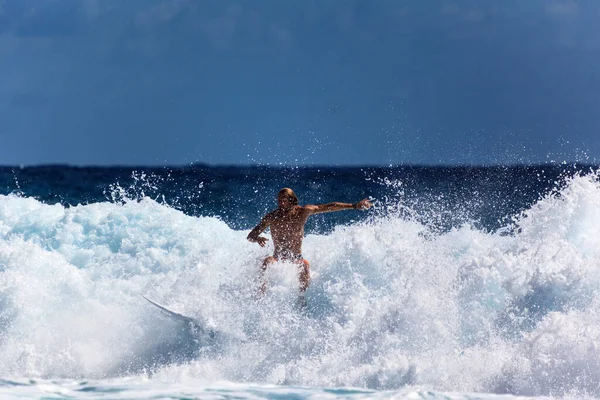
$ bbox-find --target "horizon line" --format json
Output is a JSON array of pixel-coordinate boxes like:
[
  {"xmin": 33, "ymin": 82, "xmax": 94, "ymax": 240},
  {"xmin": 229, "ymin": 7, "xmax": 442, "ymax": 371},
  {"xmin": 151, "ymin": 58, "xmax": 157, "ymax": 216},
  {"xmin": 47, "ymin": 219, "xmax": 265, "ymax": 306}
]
[{"xmin": 1, "ymin": 161, "xmax": 598, "ymax": 169}]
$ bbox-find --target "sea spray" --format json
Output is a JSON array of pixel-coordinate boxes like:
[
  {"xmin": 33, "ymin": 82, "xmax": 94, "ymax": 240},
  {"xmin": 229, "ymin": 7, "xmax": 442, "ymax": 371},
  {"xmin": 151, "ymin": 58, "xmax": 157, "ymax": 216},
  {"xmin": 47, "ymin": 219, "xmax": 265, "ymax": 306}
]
[{"xmin": 0, "ymin": 170, "xmax": 598, "ymax": 397}]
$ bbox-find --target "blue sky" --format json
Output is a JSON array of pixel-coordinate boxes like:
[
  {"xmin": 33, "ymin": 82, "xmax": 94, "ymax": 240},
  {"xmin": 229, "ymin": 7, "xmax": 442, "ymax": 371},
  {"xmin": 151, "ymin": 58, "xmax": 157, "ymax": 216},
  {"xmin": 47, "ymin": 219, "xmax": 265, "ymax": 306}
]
[{"xmin": 1, "ymin": 0, "xmax": 599, "ymax": 166}]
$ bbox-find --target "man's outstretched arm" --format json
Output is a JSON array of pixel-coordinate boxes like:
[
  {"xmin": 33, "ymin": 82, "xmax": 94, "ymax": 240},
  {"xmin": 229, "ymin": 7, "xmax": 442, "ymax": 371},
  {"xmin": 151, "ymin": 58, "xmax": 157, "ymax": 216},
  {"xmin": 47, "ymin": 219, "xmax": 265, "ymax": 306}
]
[
  {"xmin": 305, "ymin": 198, "xmax": 372, "ymax": 215},
  {"xmin": 247, "ymin": 213, "xmax": 273, "ymax": 247}
]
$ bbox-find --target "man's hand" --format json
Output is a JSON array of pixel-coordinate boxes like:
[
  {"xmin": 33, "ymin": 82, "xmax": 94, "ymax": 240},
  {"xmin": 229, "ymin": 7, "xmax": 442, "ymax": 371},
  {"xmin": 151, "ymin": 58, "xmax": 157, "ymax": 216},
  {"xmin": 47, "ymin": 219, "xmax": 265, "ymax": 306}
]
[
  {"xmin": 255, "ymin": 236, "xmax": 269, "ymax": 247},
  {"xmin": 355, "ymin": 198, "xmax": 372, "ymax": 210}
]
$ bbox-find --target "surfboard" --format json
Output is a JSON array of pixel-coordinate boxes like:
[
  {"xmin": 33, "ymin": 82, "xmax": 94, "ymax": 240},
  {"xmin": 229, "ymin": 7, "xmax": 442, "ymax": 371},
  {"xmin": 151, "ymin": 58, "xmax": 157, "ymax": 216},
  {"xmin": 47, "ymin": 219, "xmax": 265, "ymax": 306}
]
[
  {"xmin": 141, "ymin": 295, "xmax": 206, "ymax": 333},
  {"xmin": 142, "ymin": 295, "xmax": 248, "ymax": 345}
]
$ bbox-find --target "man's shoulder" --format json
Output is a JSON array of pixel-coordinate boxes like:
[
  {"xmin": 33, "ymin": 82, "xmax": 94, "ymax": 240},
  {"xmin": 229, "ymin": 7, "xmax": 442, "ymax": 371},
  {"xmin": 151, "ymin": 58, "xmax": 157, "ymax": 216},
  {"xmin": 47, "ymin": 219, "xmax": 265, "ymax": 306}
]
[
  {"xmin": 299, "ymin": 204, "xmax": 318, "ymax": 214},
  {"xmin": 265, "ymin": 209, "xmax": 279, "ymax": 218}
]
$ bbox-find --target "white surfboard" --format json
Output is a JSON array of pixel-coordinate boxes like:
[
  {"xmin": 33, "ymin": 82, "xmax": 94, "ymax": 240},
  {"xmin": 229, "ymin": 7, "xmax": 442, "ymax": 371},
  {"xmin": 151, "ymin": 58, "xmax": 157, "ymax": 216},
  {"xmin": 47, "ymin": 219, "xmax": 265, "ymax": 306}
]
[{"xmin": 141, "ymin": 295, "xmax": 208, "ymax": 334}]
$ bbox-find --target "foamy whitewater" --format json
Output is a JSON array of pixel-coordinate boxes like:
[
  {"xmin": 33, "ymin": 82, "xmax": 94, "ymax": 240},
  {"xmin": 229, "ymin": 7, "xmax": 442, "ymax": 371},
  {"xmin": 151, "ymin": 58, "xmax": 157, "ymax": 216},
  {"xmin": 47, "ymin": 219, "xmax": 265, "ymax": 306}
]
[{"xmin": 0, "ymin": 169, "xmax": 599, "ymax": 399}]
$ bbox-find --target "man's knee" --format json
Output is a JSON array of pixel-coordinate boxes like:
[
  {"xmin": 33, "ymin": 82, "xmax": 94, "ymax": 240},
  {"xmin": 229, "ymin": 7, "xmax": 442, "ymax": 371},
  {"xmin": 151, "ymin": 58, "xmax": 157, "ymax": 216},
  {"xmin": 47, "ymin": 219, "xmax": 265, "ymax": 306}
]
[
  {"xmin": 298, "ymin": 259, "xmax": 310, "ymax": 277},
  {"xmin": 298, "ymin": 259, "xmax": 311, "ymax": 292}
]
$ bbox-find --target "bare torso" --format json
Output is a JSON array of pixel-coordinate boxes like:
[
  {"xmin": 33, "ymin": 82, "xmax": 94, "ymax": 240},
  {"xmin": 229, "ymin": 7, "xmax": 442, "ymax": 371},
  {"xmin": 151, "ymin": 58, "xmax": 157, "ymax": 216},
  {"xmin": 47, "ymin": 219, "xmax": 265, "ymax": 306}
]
[
  {"xmin": 267, "ymin": 206, "xmax": 310, "ymax": 259},
  {"xmin": 247, "ymin": 197, "xmax": 371, "ymax": 261}
]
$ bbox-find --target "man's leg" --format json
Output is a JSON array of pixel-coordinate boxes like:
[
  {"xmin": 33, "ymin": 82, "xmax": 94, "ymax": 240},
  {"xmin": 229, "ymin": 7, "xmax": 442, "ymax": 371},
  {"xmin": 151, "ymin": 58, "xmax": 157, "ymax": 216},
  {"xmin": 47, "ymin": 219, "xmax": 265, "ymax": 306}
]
[
  {"xmin": 297, "ymin": 259, "xmax": 310, "ymax": 308},
  {"xmin": 260, "ymin": 256, "xmax": 277, "ymax": 294},
  {"xmin": 298, "ymin": 259, "xmax": 310, "ymax": 292}
]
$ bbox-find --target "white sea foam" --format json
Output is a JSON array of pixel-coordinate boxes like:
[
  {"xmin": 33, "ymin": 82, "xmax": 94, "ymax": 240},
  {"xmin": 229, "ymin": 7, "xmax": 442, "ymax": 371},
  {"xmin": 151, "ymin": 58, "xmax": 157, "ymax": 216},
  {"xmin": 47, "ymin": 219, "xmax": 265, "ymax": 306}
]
[{"xmin": 0, "ymin": 171, "xmax": 599, "ymax": 397}]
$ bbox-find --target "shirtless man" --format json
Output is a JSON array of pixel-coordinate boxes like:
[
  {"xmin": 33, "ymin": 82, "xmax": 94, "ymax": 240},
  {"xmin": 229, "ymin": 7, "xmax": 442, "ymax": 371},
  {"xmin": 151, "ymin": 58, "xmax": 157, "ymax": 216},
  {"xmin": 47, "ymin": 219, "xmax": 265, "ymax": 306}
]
[{"xmin": 247, "ymin": 188, "xmax": 372, "ymax": 296}]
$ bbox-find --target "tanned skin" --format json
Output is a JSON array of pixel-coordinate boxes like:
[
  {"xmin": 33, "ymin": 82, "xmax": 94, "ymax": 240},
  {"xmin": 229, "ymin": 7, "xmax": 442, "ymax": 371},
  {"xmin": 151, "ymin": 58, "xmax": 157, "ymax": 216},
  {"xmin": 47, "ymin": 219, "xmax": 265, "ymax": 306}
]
[{"xmin": 247, "ymin": 189, "xmax": 372, "ymax": 294}]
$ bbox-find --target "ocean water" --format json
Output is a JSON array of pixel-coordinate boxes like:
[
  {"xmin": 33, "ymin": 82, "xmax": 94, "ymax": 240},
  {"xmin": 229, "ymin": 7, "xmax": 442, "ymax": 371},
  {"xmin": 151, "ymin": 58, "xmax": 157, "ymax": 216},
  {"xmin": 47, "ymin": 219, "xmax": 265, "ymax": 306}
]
[{"xmin": 0, "ymin": 164, "xmax": 599, "ymax": 399}]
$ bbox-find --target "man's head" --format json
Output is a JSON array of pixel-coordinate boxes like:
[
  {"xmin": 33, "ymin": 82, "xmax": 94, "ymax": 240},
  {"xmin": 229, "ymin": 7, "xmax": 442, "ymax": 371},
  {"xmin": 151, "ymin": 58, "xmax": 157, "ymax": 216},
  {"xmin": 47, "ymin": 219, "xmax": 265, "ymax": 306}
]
[{"xmin": 278, "ymin": 188, "xmax": 298, "ymax": 209}]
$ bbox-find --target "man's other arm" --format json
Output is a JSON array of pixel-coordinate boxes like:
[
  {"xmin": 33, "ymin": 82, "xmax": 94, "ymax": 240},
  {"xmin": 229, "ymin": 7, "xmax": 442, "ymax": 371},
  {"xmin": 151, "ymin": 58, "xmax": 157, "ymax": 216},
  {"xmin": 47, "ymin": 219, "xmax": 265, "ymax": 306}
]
[
  {"xmin": 304, "ymin": 198, "xmax": 372, "ymax": 215},
  {"xmin": 247, "ymin": 213, "xmax": 274, "ymax": 247}
]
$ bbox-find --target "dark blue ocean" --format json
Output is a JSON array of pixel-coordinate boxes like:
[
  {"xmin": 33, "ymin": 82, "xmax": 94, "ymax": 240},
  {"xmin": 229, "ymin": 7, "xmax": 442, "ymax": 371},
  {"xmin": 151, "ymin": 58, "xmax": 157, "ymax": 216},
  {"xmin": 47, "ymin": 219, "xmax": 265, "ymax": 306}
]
[
  {"xmin": 0, "ymin": 164, "xmax": 599, "ymax": 399},
  {"xmin": 2, "ymin": 164, "xmax": 593, "ymax": 232}
]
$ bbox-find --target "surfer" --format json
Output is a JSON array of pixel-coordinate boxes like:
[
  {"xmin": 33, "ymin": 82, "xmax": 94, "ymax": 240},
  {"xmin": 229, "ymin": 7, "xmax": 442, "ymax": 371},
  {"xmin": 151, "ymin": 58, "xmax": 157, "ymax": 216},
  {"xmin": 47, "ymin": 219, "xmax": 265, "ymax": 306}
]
[{"xmin": 247, "ymin": 188, "xmax": 372, "ymax": 299}]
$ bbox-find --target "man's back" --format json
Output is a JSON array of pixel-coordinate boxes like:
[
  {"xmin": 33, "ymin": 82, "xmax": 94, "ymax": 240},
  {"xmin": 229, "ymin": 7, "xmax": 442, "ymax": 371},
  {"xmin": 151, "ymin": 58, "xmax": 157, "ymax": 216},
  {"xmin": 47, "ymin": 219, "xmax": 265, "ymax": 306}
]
[{"xmin": 267, "ymin": 205, "xmax": 311, "ymax": 259}]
